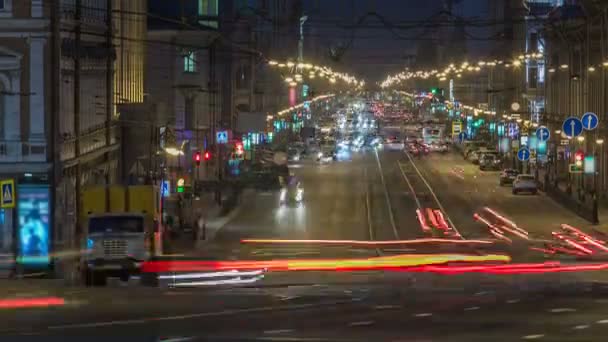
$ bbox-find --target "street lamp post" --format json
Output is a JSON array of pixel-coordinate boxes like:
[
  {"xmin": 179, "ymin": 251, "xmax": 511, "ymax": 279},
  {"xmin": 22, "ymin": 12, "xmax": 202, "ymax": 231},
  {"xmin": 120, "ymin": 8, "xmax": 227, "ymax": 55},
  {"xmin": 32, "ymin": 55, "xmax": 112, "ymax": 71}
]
[{"xmin": 298, "ymin": 15, "xmax": 308, "ymax": 63}]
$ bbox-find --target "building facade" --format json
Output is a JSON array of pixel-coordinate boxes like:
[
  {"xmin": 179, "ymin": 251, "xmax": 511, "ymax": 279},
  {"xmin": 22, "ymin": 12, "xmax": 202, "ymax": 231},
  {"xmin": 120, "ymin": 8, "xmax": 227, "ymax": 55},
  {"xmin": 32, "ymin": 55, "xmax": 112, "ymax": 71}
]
[{"xmin": 0, "ymin": 0, "xmax": 49, "ymax": 270}]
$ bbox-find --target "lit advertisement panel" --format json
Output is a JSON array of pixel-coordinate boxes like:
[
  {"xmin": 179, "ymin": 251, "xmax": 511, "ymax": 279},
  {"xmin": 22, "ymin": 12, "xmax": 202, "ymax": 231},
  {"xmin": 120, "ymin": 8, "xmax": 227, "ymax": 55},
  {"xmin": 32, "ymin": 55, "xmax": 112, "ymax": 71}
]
[{"xmin": 17, "ymin": 184, "xmax": 50, "ymax": 266}]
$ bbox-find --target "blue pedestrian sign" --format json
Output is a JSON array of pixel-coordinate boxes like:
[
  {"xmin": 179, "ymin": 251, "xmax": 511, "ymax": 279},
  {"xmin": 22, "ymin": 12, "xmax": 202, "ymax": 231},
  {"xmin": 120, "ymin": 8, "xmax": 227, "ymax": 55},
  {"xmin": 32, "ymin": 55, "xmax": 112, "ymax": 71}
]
[
  {"xmin": 562, "ymin": 117, "xmax": 583, "ymax": 138},
  {"xmin": 458, "ymin": 131, "xmax": 467, "ymax": 142},
  {"xmin": 161, "ymin": 180, "xmax": 170, "ymax": 198},
  {"xmin": 0, "ymin": 179, "xmax": 14, "ymax": 208},
  {"xmin": 581, "ymin": 112, "xmax": 599, "ymax": 131},
  {"xmin": 535, "ymin": 126, "xmax": 550, "ymax": 142},
  {"xmin": 517, "ymin": 147, "xmax": 531, "ymax": 162},
  {"xmin": 216, "ymin": 130, "xmax": 228, "ymax": 144}
]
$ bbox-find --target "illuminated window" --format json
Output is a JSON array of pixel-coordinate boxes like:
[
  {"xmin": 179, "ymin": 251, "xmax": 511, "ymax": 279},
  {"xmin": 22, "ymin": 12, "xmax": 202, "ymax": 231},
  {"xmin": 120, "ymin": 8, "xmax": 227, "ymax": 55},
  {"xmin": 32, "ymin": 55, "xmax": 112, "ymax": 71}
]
[
  {"xmin": 184, "ymin": 51, "xmax": 196, "ymax": 73},
  {"xmin": 198, "ymin": 0, "xmax": 218, "ymax": 28}
]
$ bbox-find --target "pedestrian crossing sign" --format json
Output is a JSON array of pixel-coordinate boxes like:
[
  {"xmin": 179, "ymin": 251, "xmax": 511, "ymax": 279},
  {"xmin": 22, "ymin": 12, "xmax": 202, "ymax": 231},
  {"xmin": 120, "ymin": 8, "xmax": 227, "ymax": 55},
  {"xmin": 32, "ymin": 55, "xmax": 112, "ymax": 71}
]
[{"xmin": 0, "ymin": 179, "xmax": 15, "ymax": 208}]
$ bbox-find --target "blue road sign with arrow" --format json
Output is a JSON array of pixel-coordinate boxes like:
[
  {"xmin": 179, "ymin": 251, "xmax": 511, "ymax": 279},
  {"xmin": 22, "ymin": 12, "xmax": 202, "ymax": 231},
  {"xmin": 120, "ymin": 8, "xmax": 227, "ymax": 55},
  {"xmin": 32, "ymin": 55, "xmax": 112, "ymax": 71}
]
[
  {"xmin": 517, "ymin": 147, "xmax": 530, "ymax": 162},
  {"xmin": 581, "ymin": 112, "xmax": 599, "ymax": 131},
  {"xmin": 562, "ymin": 117, "xmax": 583, "ymax": 138},
  {"xmin": 458, "ymin": 131, "xmax": 467, "ymax": 142},
  {"xmin": 535, "ymin": 126, "xmax": 550, "ymax": 142}
]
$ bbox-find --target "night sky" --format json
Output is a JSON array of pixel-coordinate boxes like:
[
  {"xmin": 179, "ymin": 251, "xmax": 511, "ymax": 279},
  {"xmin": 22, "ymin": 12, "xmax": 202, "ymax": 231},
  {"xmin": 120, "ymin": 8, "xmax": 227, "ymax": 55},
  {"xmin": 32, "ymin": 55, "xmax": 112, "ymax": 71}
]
[{"xmin": 302, "ymin": 0, "xmax": 491, "ymax": 82}]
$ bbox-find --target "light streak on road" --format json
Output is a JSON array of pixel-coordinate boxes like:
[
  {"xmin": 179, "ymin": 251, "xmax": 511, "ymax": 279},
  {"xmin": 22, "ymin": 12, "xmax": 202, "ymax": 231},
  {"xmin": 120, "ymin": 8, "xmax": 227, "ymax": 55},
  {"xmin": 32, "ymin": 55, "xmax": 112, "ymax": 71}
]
[
  {"xmin": 552, "ymin": 232, "xmax": 594, "ymax": 255},
  {"xmin": 416, "ymin": 209, "xmax": 431, "ymax": 233},
  {"xmin": 426, "ymin": 208, "xmax": 441, "ymax": 230},
  {"xmin": 240, "ymin": 238, "xmax": 494, "ymax": 246},
  {"xmin": 483, "ymin": 207, "xmax": 529, "ymax": 236},
  {"xmin": 142, "ymin": 253, "xmax": 511, "ymax": 273},
  {"xmin": 0, "ymin": 297, "xmax": 65, "ymax": 309}
]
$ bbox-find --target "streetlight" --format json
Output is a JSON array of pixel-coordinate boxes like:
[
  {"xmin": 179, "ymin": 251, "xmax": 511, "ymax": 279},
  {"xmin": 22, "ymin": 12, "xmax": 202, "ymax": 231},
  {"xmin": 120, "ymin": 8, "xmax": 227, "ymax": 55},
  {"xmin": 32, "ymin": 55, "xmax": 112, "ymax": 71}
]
[
  {"xmin": 555, "ymin": 130, "xmax": 562, "ymax": 134},
  {"xmin": 577, "ymin": 136, "xmax": 585, "ymax": 142},
  {"xmin": 597, "ymin": 139, "xmax": 604, "ymax": 145}
]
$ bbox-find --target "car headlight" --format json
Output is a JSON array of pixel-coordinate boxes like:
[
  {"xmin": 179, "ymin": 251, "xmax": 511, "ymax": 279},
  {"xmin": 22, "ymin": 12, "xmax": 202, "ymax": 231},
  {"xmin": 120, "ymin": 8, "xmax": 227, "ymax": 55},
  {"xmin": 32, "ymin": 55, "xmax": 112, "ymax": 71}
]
[
  {"xmin": 280, "ymin": 189, "xmax": 286, "ymax": 201},
  {"xmin": 318, "ymin": 152, "xmax": 323, "ymax": 158}
]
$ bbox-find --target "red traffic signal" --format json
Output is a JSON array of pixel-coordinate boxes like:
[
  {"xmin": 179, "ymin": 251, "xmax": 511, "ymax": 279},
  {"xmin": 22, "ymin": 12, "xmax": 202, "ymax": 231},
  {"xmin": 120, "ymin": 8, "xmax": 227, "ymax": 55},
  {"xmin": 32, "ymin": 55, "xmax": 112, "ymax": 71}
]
[
  {"xmin": 194, "ymin": 151, "xmax": 201, "ymax": 166},
  {"xmin": 575, "ymin": 150, "xmax": 584, "ymax": 166},
  {"xmin": 204, "ymin": 151, "xmax": 211, "ymax": 161}
]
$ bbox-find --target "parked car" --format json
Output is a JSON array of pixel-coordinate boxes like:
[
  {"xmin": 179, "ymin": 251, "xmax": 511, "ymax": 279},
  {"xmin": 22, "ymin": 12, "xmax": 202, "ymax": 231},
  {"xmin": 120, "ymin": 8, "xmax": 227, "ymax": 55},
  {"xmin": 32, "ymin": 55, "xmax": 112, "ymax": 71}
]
[
  {"xmin": 499, "ymin": 169, "xmax": 519, "ymax": 186},
  {"xmin": 512, "ymin": 174, "xmax": 537, "ymax": 195}
]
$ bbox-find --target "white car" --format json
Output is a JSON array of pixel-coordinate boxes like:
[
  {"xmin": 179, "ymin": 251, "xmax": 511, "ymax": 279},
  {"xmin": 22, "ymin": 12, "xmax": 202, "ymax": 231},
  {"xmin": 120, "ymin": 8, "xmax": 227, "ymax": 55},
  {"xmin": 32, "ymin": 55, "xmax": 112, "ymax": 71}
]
[{"xmin": 512, "ymin": 174, "xmax": 537, "ymax": 195}]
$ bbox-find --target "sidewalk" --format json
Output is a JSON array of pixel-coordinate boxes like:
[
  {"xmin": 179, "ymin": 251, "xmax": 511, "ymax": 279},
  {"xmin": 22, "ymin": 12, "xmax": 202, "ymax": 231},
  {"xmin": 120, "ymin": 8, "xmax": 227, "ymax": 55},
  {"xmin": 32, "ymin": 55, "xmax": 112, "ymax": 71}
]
[
  {"xmin": 535, "ymin": 168, "xmax": 608, "ymax": 226},
  {"xmin": 165, "ymin": 189, "xmax": 254, "ymax": 255}
]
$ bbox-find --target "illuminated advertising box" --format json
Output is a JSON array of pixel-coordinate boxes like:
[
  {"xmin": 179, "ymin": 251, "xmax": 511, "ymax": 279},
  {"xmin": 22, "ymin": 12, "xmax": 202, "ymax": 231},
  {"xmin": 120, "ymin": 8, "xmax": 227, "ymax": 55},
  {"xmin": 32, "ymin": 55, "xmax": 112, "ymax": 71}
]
[{"xmin": 17, "ymin": 184, "xmax": 50, "ymax": 266}]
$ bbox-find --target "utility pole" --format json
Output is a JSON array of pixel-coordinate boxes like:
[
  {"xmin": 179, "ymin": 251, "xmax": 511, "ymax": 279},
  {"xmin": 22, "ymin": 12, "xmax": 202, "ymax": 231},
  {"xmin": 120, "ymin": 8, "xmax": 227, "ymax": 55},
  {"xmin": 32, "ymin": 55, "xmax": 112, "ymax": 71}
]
[
  {"xmin": 50, "ymin": 0, "xmax": 61, "ymax": 277},
  {"xmin": 74, "ymin": 0, "xmax": 82, "ymax": 250},
  {"xmin": 105, "ymin": 0, "xmax": 113, "ymax": 210}
]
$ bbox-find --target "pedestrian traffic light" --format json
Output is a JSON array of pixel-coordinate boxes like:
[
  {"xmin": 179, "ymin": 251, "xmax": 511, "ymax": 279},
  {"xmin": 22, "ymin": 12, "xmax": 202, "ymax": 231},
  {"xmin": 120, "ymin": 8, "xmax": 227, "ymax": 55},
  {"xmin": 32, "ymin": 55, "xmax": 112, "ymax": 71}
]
[
  {"xmin": 177, "ymin": 178, "xmax": 185, "ymax": 193},
  {"xmin": 575, "ymin": 150, "xmax": 584, "ymax": 167},
  {"xmin": 204, "ymin": 151, "xmax": 211, "ymax": 161},
  {"xmin": 431, "ymin": 88, "xmax": 437, "ymax": 94},
  {"xmin": 194, "ymin": 151, "xmax": 201, "ymax": 166}
]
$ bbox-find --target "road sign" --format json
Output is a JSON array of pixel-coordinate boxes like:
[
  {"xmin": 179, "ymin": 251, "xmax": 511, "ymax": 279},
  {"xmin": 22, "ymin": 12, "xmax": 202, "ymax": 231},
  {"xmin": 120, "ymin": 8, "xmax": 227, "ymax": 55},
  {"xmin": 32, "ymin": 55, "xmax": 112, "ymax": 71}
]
[
  {"xmin": 581, "ymin": 112, "xmax": 599, "ymax": 131},
  {"xmin": 458, "ymin": 131, "xmax": 467, "ymax": 141},
  {"xmin": 569, "ymin": 163, "xmax": 583, "ymax": 173},
  {"xmin": 161, "ymin": 180, "xmax": 170, "ymax": 198},
  {"xmin": 562, "ymin": 117, "xmax": 583, "ymax": 138},
  {"xmin": 0, "ymin": 179, "xmax": 14, "ymax": 208},
  {"xmin": 535, "ymin": 126, "xmax": 550, "ymax": 142},
  {"xmin": 216, "ymin": 130, "xmax": 228, "ymax": 144},
  {"xmin": 452, "ymin": 121, "xmax": 462, "ymax": 135},
  {"xmin": 584, "ymin": 155, "xmax": 596, "ymax": 174},
  {"xmin": 517, "ymin": 147, "xmax": 530, "ymax": 162}
]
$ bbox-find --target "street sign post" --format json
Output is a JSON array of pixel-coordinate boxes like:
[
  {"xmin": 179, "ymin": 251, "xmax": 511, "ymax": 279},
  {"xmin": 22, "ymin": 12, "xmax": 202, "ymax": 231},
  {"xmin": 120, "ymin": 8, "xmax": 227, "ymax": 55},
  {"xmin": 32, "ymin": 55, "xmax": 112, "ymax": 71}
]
[
  {"xmin": 517, "ymin": 147, "xmax": 531, "ymax": 162},
  {"xmin": 535, "ymin": 126, "xmax": 550, "ymax": 142},
  {"xmin": 581, "ymin": 112, "xmax": 599, "ymax": 131},
  {"xmin": 0, "ymin": 179, "xmax": 14, "ymax": 208},
  {"xmin": 562, "ymin": 117, "xmax": 583, "ymax": 138}
]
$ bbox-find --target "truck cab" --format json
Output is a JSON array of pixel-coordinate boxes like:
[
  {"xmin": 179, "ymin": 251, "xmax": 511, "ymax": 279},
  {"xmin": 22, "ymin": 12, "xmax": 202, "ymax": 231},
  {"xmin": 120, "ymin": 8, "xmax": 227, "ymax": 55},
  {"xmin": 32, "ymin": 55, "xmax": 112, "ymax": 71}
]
[{"xmin": 81, "ymin": 185, "xmax": 161, "ymax": 286}]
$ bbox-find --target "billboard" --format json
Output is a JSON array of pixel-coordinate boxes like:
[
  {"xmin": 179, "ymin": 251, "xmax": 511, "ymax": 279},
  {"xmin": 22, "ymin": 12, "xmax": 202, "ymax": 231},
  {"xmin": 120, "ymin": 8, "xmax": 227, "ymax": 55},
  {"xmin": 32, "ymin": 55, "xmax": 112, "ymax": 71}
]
[{"xmin": 17, "ymin": 184, "xmax": 50, "ymax": 266}]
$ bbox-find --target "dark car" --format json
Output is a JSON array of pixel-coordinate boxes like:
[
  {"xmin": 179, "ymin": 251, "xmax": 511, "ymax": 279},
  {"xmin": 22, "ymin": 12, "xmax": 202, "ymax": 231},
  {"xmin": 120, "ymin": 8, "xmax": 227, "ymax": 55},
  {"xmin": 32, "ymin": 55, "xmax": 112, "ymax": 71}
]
[
  {"xmin": 479, "ymin": 153, "xmax": 501, "ymax": 171},
  {"xmin": 499, "ymin": 169, "xmax": 519, "ymax": 186}
]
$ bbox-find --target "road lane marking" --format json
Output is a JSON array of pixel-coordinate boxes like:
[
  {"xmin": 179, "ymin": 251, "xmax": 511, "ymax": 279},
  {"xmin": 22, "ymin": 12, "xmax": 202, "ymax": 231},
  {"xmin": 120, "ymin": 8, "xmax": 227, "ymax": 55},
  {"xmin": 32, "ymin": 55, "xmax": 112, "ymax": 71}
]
[
  {"xmin": 464, "ymin": 306, "xmax": 480, "ymax": 311},
  {"xmin": 413, "ymin": 313, "xmax": 432, "ymax": 317},
  {"xmin": 506, "ymin": 299, "xmax": 520, "ymax": 304},
  {"xmin": 264, "ymin": 329, "xmax": 294, "ymax": 334},
  {"xmin": 364, "ymin": 167, "xmax": 376, "ymax": 243},
  {"xmin": 374, "ymin": 150, "xmax": 399, "ymax": 239},
  {"xmin": 401, "ymin": 152, "xmax": 460, "ymax": 236},
  {"xmin": 48, "ymin": 300, "xmax": 359, "ymax": 330},
  {"xmin": 549, "ymin": 308, "xmax": 576, "ymax": 313},
  {"xmin": 373, "ymin": 305, "xmax": 401, "ymax": 310},
  {"xmin": 397, "ymin": 163, "xmax": 422, "ymax": 209},
  {"xmin": 348, "ymin": 320, "xmax": 374, "ymax": 327},
  {"xmin": 572, "ymin": 325, "xmax": 589, "ymax": 330},
  {"xmin": 597, "ymin": 319, "xmax": 608, "ymax": 324},
  {"xmin": 522, "ymin": 334, "xmax": 545, "ymax": 339}
]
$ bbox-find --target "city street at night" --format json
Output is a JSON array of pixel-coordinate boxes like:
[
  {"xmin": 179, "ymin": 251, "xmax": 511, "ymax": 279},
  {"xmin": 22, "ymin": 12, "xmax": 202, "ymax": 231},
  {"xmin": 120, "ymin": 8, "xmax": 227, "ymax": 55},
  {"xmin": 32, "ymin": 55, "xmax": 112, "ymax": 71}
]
[{"xmin": 4, "ymin": 0, "xmax": 608, "ymax": 340}]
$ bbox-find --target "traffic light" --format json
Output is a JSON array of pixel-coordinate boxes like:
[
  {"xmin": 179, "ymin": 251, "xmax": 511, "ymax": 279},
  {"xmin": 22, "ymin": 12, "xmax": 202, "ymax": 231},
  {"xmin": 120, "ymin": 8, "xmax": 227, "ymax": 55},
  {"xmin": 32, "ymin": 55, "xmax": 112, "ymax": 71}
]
[
  {"xmin": 194, "ymin": 151, "xmax": 201, "ymax": 166},
  {"xmin": 575, "ymin": 150, "xmax": 584, "ymax": 167},
  {"xmin": 431, "ymin": 88, "xmax": 437, "ymax": 95},
  {"xmin": 204, "ymin": 151, "xmax": 211, "ymax": 161}
]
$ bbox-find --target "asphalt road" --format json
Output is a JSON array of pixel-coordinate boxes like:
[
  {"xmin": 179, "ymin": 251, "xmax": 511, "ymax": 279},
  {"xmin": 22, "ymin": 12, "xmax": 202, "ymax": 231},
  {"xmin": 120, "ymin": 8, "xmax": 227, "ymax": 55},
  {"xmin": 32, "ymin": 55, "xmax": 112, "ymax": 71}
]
[
  {"xmin": 204, "ymin": 148, "xmax": 425, "ymax": 259},
  {"xmin": 3, "ymin": 272, "xmax": 608, "ymax": 340}
]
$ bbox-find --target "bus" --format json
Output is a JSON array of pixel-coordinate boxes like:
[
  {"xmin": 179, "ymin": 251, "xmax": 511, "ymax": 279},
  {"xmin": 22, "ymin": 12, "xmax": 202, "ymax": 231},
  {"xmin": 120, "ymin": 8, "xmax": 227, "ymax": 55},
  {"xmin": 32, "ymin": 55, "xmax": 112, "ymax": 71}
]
[{"xmin": 422, "ymin": 126, "xmax": 444, "ymax": 145}]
